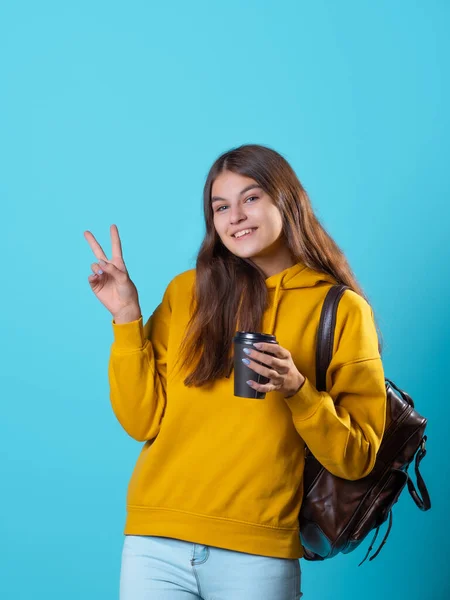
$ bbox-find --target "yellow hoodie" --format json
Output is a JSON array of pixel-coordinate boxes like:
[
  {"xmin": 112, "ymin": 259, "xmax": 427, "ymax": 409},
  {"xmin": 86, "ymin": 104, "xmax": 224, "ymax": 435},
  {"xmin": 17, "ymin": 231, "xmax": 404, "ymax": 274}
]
[{"xmin": 108, "ymin": 262, "xmax": 386, "ymax": 559}]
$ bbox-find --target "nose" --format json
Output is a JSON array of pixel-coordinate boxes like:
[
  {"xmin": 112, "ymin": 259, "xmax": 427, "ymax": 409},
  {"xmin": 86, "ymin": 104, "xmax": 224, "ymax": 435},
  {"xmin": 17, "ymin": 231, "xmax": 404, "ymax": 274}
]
[{"xmin": 229, "ymin": 203, "xmax": 247, "ymax": 225}]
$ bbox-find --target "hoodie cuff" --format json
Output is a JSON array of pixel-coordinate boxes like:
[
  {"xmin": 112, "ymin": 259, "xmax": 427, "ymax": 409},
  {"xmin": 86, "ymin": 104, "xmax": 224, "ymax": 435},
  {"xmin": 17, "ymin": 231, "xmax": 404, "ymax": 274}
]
[
  {"xmin": 283, "ymin": 377, "xmax": 326, "ymax": 422},
  {"xmin": 112, "ymin": 316, "xmax": 145, "ymax": 349}
]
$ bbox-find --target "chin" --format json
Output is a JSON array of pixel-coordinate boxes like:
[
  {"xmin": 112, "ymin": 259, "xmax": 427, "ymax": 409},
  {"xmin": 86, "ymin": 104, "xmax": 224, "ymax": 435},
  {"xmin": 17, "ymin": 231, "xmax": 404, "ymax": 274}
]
[
  {"xmin": 231, "ymin": 247, "xmax": 265, "ymax": 260},
  {"xmin": 220, "ymin": 235, "xmax": 270, "ymax": 258}
]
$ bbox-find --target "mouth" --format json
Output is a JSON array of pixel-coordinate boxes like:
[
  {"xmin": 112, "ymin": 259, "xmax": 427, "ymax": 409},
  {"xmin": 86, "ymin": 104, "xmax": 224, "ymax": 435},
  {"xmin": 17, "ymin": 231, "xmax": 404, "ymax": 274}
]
[{"xmin": 231, "ymin": 227, "xmax": 258, "ymax": 241}]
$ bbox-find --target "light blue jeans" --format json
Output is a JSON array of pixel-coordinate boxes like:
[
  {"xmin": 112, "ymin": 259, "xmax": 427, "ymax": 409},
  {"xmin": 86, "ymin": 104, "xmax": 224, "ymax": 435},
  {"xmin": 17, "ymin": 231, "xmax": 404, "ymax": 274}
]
[{"xmin": 120, "ymin": 535, "xmax": 303, "ymax": 599}]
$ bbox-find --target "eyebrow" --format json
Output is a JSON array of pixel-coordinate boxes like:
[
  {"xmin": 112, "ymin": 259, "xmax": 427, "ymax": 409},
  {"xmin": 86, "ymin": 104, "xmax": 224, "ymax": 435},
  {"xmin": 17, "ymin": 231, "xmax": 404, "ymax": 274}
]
[{"xmin": 211, "ymin": 184, "xmax": 263, "ymax": 204}]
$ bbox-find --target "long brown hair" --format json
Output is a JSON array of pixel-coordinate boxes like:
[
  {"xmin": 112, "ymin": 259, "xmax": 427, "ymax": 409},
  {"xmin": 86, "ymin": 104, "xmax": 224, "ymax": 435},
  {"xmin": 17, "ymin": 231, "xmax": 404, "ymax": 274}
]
[{"xmin": 176, "ymin": 144, "xmax": 382, "ymax": 387}]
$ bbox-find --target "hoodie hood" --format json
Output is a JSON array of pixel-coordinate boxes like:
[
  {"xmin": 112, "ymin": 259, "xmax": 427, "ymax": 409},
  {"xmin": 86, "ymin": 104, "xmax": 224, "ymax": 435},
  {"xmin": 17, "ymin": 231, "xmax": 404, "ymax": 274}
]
[{"xmin": 265, "ymin": 262, "xmax": 337, "ymax": 335}]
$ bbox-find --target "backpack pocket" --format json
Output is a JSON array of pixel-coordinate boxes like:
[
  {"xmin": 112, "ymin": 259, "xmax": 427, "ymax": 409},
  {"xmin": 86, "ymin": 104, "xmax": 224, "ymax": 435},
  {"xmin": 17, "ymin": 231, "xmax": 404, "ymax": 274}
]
[{"xmin": 352, "ymin": 468, "xmax": 409, "ymax": 541}]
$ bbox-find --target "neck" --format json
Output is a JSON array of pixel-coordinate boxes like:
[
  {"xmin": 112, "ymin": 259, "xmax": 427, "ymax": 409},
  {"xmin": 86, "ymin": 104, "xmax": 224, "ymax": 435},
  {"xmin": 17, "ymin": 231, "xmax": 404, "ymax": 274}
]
[{"xmin": 249, "ymin": 246, "xmax": 296, "ymax": 278}]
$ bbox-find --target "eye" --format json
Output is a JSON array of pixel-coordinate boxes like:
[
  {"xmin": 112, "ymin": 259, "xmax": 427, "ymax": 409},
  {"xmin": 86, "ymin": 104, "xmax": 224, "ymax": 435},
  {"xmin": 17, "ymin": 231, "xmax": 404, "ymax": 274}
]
[{"xmin": 215, "ymin": 196, "xmax": 259, "ymax": 213}]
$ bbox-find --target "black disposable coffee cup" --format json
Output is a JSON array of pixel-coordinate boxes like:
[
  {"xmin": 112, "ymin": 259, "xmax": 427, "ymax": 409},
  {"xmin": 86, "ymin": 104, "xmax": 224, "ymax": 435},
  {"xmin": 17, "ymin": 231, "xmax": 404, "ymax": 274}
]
[{"xmin": 233, "ymin": 331, "xmax": 278, "ymax": 399}]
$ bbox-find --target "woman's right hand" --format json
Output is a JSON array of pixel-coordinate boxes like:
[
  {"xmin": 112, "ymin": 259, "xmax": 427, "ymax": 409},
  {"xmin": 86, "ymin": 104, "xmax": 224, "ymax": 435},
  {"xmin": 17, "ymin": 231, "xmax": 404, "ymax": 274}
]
[{"xmin": 84, "ymin": 224, "xmax": 141, "ymax": 322}]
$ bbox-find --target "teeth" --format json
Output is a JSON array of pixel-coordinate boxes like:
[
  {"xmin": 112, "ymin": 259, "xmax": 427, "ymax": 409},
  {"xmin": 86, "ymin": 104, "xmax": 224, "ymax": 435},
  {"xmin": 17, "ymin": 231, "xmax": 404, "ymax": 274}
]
[{"xmin": 234, "ymin": 228, "xmax": 255, "ymax": 238}]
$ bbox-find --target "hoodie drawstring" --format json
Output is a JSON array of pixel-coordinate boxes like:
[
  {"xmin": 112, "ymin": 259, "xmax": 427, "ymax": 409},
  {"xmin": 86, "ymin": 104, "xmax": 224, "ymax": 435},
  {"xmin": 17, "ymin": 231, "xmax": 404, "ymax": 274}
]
[
  {"xmin": 226, "ymin": 274, "xmax": 283, "ymax": 378},
  {"xmin": 268, "ymin": 275, "xmax": 283, "ymax": 336}
]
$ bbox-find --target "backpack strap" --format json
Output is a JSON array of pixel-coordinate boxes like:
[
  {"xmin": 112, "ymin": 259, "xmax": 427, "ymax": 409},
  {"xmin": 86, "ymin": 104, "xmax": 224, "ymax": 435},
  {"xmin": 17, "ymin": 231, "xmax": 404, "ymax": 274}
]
[
  {"xmin": 369, "ymin": 510, "xmax": 394, "ymax": 562},
  {"xmin": 407, "ymin": 435, "xmax": 431, "ymax": 511},
  {"xmin": 358, "ymin": 510, "xmax": 394, "ymax": 566},
  {"xmin": 315, "ymin": 284, "xmax": 432, "ymax": 565},
  {"xmin": 358, "ymin": 508, "xmax": 392, "ymax": 567},
  {"xmin": 315, "ymin": 284, "xmax": 349, "ymax": 391},
  {"xmin": 357, "ymin": 524, "xmax": 381, "ymax": 567}
]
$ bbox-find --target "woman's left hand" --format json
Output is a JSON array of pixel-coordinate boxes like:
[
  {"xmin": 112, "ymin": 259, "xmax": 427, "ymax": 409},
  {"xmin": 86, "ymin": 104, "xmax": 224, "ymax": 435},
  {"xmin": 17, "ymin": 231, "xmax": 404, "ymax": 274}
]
[{"xmin": 242, "ymin": 342, "xmax": 306, "ymax": 398}]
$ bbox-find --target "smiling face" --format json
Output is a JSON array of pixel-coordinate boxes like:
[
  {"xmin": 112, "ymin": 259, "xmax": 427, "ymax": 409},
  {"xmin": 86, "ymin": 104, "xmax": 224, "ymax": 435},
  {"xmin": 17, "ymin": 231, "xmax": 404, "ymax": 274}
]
[{"xmin": 211, "ymin": 170, "xmax": 295, "ymax": 277}]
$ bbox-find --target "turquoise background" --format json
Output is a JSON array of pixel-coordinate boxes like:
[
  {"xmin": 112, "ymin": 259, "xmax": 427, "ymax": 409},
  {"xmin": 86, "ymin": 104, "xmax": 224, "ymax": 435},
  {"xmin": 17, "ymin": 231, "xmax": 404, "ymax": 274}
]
[{"xmin": 1, "ymin": 1, "xmax": 448, "ymax": 598}]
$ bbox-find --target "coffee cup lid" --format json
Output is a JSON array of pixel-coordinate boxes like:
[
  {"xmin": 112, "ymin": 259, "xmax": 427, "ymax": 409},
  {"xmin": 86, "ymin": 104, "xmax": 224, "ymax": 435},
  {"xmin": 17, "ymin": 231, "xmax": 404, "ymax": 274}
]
[{"xmin": 233, "ymin": 331, "xmax": 277, "ymax": 343}]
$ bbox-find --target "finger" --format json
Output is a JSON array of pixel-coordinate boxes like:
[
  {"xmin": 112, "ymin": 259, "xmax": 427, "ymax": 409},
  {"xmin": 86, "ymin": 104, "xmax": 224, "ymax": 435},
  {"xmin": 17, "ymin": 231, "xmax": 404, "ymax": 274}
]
[
  {"xmin": 253, "ymin": 342, "xmax": 290, "ymax": 359},
  {"xmin": 84, "ymin": 230, "xmax": 108, "ymax": 261},
  {"xmin": 97, "ymin": 258, "xmax": 128, "ymax": 282},
  {"xmin": 110, "ymin": 224, "xmax": 124, "ymax": 261},
  {"xmin": 91, "ymin": 262, "xmax": 104, "ymax": 275},
  {"xmin": 88, "ymin": 262, "xmax": 105, "ymax": 285},
  {"xmin": 244, "ymin": 348, "xmax": 289, "ymax": 373},
  {"xmin": 247, "ymin": 380, "xmax": 278, "ymax": 393},
  {"xmin": 242, "ymin": 357, "xmax": 282, "ymax": 381}
]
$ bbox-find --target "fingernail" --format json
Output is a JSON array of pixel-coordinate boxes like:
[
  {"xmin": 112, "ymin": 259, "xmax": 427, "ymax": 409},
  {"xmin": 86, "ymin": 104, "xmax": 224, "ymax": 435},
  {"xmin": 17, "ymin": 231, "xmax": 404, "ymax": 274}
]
[
  {"xmin": 98, "ymin": 269, "xmax": 103, "ymax": 275},
  {"xmin": 242, "ymin": 358, "xmax": 250, "ymax": 365},
  {"xmin": 243, "ymin": 348, "xmax": 251, "ymax": 355}
]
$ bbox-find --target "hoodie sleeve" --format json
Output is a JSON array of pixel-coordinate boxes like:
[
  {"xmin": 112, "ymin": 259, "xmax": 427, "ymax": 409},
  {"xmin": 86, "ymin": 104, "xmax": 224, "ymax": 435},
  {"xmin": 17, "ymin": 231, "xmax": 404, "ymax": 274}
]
[
  {"xmin": 283, "ymin": 289, "xmax": 386, "ymax": 481},
  {"xmin": 107, "ymin": 281, "xmax": 172, "ymax": 442}
]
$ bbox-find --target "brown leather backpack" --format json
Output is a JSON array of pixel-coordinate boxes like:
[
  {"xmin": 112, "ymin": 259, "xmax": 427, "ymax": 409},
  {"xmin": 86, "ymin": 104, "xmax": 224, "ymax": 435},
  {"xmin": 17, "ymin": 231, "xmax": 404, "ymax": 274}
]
[{"xmin": 299, "ymin": 285, "xmax": 431, "ymax": 565}]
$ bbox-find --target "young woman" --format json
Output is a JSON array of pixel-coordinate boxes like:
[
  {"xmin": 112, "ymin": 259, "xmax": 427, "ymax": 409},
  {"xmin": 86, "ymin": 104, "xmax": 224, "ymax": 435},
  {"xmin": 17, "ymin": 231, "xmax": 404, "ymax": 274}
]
[{"xmin": 84, "ymin": 144, "xmax": 386, "ymax": 600}]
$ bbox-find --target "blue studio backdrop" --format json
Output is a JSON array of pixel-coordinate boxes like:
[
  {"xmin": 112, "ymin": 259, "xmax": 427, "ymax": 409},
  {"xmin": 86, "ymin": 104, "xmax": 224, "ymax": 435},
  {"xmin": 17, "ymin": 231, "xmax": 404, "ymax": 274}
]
[{"xmin": 1, "ymin": 1, "xmax": 449, "ymax": 599}]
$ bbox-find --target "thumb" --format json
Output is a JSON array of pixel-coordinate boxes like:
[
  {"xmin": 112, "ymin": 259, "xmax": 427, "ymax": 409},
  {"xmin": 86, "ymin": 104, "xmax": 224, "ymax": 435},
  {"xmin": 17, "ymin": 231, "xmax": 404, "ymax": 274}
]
[{"xmin": 99, "ymin": 259, "xmax": 127, "ymax": 281}]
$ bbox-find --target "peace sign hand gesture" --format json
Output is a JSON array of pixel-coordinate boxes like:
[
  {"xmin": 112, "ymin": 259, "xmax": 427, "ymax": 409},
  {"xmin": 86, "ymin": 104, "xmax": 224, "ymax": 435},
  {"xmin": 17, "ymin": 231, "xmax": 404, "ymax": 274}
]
[{"xmin": 84, "ymin": 224, "xmax": 141, "ymax": 323}]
